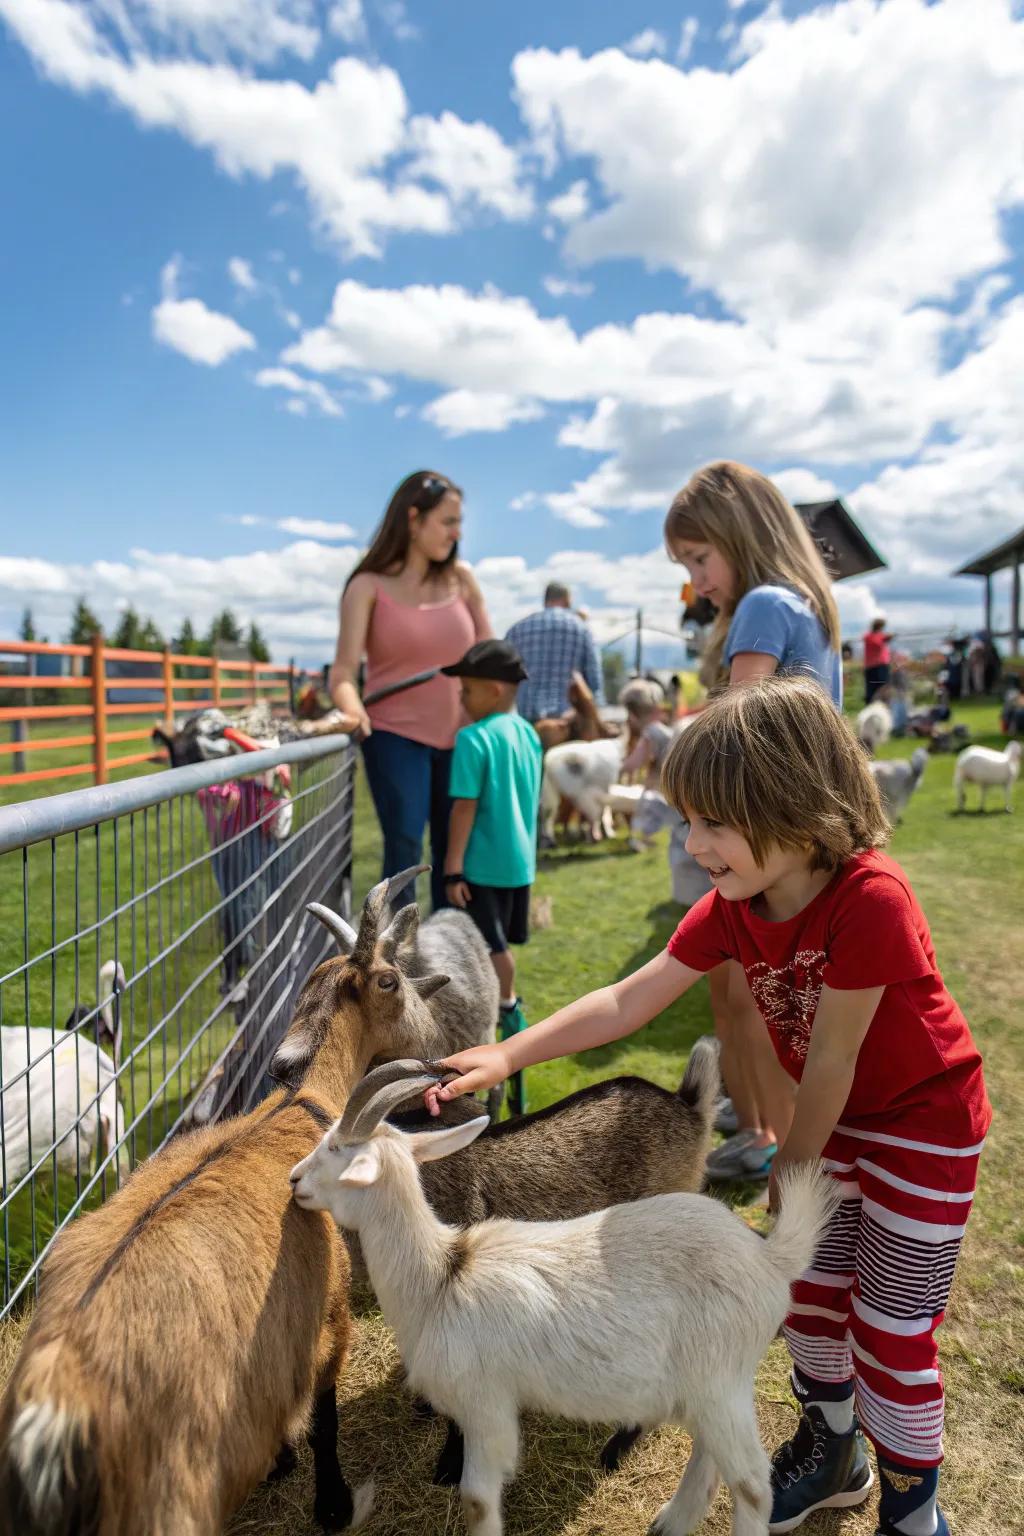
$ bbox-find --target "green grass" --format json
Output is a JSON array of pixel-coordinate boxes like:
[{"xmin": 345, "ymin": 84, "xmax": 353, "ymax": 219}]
[{"xmin": 3, "ymin": 699, "xmax": 1022, "ymax": 1534}]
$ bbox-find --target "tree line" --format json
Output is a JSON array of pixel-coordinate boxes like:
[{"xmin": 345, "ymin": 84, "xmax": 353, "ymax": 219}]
[{"xmin": 19, "ymin": 603, "xmax": 272, "ymax": 663}]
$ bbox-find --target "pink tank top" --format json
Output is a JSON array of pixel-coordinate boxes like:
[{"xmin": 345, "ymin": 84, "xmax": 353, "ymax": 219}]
[{"xmin": 364, "ymin": 583, "xmax": 477, "ymax": 750}]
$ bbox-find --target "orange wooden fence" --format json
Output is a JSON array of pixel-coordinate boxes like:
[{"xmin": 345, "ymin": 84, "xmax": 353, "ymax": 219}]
[{"xmin": 0, "ymin": 635, "xmax": 319, "ymax": 788}]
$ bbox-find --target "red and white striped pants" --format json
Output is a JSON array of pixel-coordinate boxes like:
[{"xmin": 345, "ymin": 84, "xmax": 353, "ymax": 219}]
[{"xmin": 783, "ymin": 1122, "xmax": 984, "ymax": 1467}]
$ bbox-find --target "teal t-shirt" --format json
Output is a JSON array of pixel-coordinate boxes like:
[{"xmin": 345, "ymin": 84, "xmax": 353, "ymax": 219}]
[{"xmin": 449, "ymin": 711, "xmax": 542, "ymax": 888}]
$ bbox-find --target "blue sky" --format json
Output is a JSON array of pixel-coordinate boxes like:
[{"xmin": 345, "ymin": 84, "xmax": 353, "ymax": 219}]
[{"xmin": 1, "ymin": 0, "xmax": 1022, "ymax": 663}]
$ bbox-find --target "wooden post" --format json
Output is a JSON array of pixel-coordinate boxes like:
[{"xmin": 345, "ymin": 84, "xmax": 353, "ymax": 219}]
[
  {"xmin": 212, "ymin": 654, "xmax": 222, "ymax": 709},
  {"xmin": 11, "ymin": 720, "xmax": 26, "ymax": 775},
  {"xmin": 91, "ymin": 631, "xmax": 108, "ymax": 786},
  {"xmin": 634, "ymin": 609, "xmax": 643, "ymax": 676},
  {"xmin": 984, "ymin": 574, "xmax": 993, "ymax": 637},
  {"xmin": 288, "ymin": 657, "xmax": 296, "ymax": 713},
  {"xmin": 1012, "ymin": 561, "xmax": 1021, "ymax": 658},
  {"xmin": 162, "ymin": 648, "xmax": 175, "ymax": 727},
  {"xmin": 250, "ymin": 658, "xmax": 259, "ymax": 708}
]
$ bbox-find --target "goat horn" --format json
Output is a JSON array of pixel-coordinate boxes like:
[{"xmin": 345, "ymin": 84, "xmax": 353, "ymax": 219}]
[
  {"xmin": 339, "ymin": 1058, "xmax": 443, "ymax": 1142},
  {"xmin": 352, "ymin": 865, "xmax": 429, "ymax": 967},
  {"xmin": 307, "ymin": 902, "xmax": 359, "ymax": 953}
]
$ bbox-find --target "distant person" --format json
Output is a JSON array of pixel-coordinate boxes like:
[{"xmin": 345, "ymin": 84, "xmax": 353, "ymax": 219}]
[
  {"xmin": 862, "ymin": 616, "xmax": 893, "ymax": 702},
  {"xmin": 441, "ymin": 639, "xmax": 542, "ymax": 1114},
  {"xmin": 505, "ymin": 582, "xmax": 603, "ymax": 722},
  {"xmin": 329, "ymin": 470, "xmax": 492, "ymax": 912}
]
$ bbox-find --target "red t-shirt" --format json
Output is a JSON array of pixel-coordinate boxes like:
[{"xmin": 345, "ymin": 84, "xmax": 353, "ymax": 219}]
[
  {"xmin": 667, "ymin": 850, "xmax": 990, "ymax": 1144},
  {"xmin": 863, "ymin": 631, "xmax": 892, "ymax": 667}
]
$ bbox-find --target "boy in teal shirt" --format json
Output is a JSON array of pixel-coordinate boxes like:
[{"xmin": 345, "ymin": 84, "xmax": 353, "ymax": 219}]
[{"xmin": 441, "ymin": 640, "xmax": 542, "ymax": 1112}]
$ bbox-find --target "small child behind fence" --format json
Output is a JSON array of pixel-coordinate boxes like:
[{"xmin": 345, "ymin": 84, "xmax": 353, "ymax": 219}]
[
  {"xmin": 430, "ymin": 676, "xmax": 990, "ymax": 1536},
  {"xmin": 441, "ymin": 639, "xmax": 542, "ymax": 1114}
]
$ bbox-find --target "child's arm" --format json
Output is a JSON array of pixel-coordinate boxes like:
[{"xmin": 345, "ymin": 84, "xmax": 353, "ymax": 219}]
[
  {"xmin": 444, "ymin": 798, "xmax": 478, "ymax": 909},
  {"xmin": 769, "ymin": 983, "xmax": 884, "ymax": 1205},
  {"xmin": 620, "ymin": 736, "xmax": 652, "ymax": 776},
  {"xmin": 425, "ymin": 950, "xmax": 705, "ymax": 1112}
]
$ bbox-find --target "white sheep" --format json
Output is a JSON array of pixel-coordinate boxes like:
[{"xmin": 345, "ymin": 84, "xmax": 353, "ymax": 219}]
[
  {"xmin": 869, "ymin": 747, "xmax": 928, "ymax": 822},
  {"xmin": 953, "ymin": 740, "xmax": 1021, "ymax": 813},
  {"xmin": 1, "ymin": 961, "xmax": 126, "ymax": 1192},
  {"xmin": 856, "ymin": 698, "xmax": 892, "ymax": 753},
  {"xmin": 291, "ymin": 1063, "xmax": 840, "ymax": 1536}
]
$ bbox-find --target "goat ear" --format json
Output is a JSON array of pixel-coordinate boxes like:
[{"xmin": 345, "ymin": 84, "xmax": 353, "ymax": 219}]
[
  {"xmin": 338, "ymin": 1145, "xmax": 382, "ymax": 1187},
  {"xmin": 406, "ymin": 1116, "xmax": 490, "ymax": 1164},
  {"xmin": 411, "ymin": 973, "xmax": 449, "ymax": 1000}
]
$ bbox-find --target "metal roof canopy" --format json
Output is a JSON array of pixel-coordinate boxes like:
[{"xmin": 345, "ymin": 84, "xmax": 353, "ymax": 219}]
[
  {"xmin": 795, "ymin": 499, "xmax": 887, "ymax": 581},
  {"xmin": 954, "ymin": 524, "xmax": 1024, "ymax": 652}
]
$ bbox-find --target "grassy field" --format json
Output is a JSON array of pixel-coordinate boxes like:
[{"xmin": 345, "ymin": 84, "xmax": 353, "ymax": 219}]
[{"xmin": 2, "ymin": 699, "xmax": 1022, "ymax": 1534}]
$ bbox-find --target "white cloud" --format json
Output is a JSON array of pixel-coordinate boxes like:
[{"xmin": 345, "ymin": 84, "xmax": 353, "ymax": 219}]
[
  {"xmin": 677, "ymin": 17, "xmax": 699, "ymax": 61},
  {"xmin": 288, "ymin": 267, "xmax": 301, "ymax": 285},
  {"xmin": 623, "ymin": 28, "xmax": 666, "ymax": 58},
  {"xmin": 254, "ymin": 365, "xmax": 343, "ymax": 417},
  {"xmin": 377, "ymin": 0, "xmax": 417, "ymax": 42},
  {"xmin": 327, "ymin": 0, "xmax": 366, "ymax": 44},
  {"xmin": 152, "ymin": 256, "xmax": 256, "ymax": 365},
  {"xmin": 277, "ymin": 517, "xmax": 357, "ymax": 539},
  {"xmin": 546, "ymin": 179, "xmax": 589, "ymax": 224},
  {"xmin": 772, "ymin": 468, "xmax": 838, "ymax": 505},
  {"xmin": 422, "ymin": 389, "xmax": 543, "ymax": 436},
  {"xmin": 513, "ymin": 2, "xmax": 1024, "ymax": 321},
  {"xmin": 92, "ymin": 0, "xmax": 321, "ymax": 64},
  {"xmin": 405, "ymin": 111, "xmax": 533, "ymax": 221},
  {"xmin": 0, "ymin": 0, "xmax": 521, "ymax": 258},
  {"xmin": 228, "ymin": 256, "xmax": 257, "ymax": 292},
  {"xmin": 543, "ymin": 275, "xmax": 594, "ymax": 298}
]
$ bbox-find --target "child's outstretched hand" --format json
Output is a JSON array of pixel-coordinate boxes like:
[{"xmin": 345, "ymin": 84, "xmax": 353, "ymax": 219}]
[{"xmin": 425, "ymin": 1043, "xmax": 512, "ymax": 1115}]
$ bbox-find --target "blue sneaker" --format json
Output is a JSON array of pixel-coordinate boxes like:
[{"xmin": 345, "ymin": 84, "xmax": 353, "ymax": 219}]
[
  {"xmin": 875, "ymin": 1518, "xmax": 949, "ymax": 1536},
  {"xmin": 704, "ymin": 1128, "xmax": 777, "ymax": 1183},
  {"xmin": 769, "ymin": 1406, "xmax": 874, "ymax": 1532}
]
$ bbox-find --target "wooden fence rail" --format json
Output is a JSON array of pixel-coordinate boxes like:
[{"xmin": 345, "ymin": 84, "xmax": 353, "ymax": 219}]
[{"xmin": 0, "ymin": 635, "xmax": 320, "ymax": 788}]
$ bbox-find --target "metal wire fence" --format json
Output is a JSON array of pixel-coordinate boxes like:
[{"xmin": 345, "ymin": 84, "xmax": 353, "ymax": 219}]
[{"xmin": 0, "ymin": 734, "xmax": 355, "ymax": 1316}]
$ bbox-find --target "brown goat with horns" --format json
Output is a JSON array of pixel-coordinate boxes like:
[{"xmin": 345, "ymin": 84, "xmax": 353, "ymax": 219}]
[{"xmin": 0, "ymin": 866, "xmax": 458, "ymax": 1536}]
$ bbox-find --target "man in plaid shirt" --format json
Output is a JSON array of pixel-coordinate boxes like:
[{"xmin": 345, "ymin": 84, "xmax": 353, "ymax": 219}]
[{"xmin": 505, "ymin": 583, "xmax": 604, "ymax": 721}]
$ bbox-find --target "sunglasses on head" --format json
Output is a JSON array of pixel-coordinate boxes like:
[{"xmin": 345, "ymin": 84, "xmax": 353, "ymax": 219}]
[{"xmin": 416, "ymin": 475, "xmax": 451, "ymax": 511}]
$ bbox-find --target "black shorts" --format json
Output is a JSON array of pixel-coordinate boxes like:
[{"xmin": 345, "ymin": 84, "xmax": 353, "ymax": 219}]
[{"xmin": 464, "ymin": 882, "xmax": 530, "ymax": 953}]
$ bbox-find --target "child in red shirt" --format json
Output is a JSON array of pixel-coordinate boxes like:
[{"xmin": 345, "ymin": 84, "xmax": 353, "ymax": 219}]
[{"xmin": 429, "ymin": 676, "xmax": 990, "ymax": 1536}]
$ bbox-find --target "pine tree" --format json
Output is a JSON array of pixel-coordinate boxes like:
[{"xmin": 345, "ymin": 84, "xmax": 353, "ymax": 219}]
[
  {"xmin": 112, "ymin": 606, "xmax": 143, "ymax": 651},
  {"xmin": 19, "ymin": 608, "xmax": 37, "ymax": 642},
  {"xmin": 246, "ymin": 621, "xmax": 271, "ymax": 663},
  {"xmin": 67, "ymin": 596, "xmax": 102, "ymax": 645},
  {"xmin": 174, "ymin": 618, "xmax": 200, "ymax": 655},
  {"xmin": 205, "ymin": 609, "xmax": 243, "ymax": 651},
  {"xmin": 139, "ymin": 617, "xmax": 165, "ymax": 652}
]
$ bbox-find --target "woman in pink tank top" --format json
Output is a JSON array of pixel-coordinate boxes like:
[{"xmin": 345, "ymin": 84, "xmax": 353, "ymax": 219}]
[{"xmin": 329, "ymin": 470, "xmax": 492, "ymax": 911}]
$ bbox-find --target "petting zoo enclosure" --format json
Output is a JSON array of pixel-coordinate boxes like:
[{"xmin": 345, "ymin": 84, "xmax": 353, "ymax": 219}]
[{"xmin": 0, "ymin": 733, "xmax": 355, "ymax": 1316}]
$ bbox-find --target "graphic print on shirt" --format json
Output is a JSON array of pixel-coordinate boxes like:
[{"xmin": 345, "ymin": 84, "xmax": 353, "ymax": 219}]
[{"xmin": 745, "ymin": 949, "xmax": 826, "ymax": 1062}]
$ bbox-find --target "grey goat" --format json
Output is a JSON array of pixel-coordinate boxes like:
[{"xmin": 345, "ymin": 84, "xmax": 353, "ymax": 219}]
[{"xmin": 869, "ymin": 747, "xmax": 928, "ymax": 821}]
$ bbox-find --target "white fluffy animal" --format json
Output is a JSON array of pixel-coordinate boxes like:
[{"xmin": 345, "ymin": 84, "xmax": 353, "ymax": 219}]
[
  {"xmin": 953, "ymin": 741, "xmax": 1021, "ymax": 813},
  {"xmin": 856, "ymin": 698, "xmax": 893, "ymax": 753},
  {"xmin": 1, "ymin": 961, "xmax": 126, "ymax": 1191},
  {"xmin": 869, "ymin": 748, "xmax": 928, "ymax": 822},
  {"xmin": 540, "ymin": 736, "xmax": 624, "ymax": 842},
  {"xmin": 292, "ymin": 1063, "xmax": 840, "ymax": 1536}
]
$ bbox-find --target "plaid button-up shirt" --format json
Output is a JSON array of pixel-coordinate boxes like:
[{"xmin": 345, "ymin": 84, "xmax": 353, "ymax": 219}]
[{"xmin": 504, "ymin": 608, "xmax": 604, "ymax": 721}]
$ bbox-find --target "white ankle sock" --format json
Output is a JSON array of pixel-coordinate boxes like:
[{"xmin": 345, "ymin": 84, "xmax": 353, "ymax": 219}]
[
  {"xmin": 808, "ymin": 1396, "xmax": 855, "ymax": 1435},
  {"xmin": 499, "ymin": 996, "xmax": 517, "ymax": 1009}
]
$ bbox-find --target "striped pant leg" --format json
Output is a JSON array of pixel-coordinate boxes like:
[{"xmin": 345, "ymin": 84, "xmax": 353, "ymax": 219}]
[
  {"xmin": 783, "ymin": 1133, "xmax": 860, "ymax": 1385},
  {"xmin": 843, "ymin": 1128, "xmax": 982, "ymax": 1468}
]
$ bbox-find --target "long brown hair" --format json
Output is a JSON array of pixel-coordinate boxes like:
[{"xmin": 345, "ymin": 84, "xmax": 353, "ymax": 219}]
[
  {"xmin": 661, "ymin": 675, "xmax": 889, "ymax": 872},
  {"xmin": 347, "ymin": 470, "xmax": 463, "ymax": 589},
  {"xmin": 664, "ymin": 461, "xmax": 841, "ymax": 686}
]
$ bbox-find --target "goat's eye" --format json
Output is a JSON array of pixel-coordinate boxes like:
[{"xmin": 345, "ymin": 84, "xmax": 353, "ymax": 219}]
[{"xmin": 377, "ymin": 972, "xmax": 399, "ymax": 992}]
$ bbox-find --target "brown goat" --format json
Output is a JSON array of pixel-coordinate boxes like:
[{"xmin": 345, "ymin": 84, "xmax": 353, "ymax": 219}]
[
  {"xmin": 533, "ymin": 671, "xmax": 618, "ymax": 753},
  {"xmin": 0, "ymin": 867, "xmax": 458, "ymax": 1536}
]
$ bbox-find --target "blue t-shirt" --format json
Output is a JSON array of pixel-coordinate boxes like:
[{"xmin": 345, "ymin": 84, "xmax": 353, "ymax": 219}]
[
  {"xmin": 725, "ymin": 585, "xmax": 842, "ymax": 705},
  {"xmin": 449, "ymin": 711, "xmax": 543, "ymax": 888}
]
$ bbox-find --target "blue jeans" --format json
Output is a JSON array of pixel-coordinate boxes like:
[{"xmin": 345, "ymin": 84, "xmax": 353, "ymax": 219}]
[{"xmin": 361, "ymin": 729, "xmax": 452, "ymax": 911}]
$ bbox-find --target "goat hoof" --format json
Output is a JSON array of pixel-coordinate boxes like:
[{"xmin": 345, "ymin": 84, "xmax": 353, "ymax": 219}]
[
  {"xmin": 268, "ymin": 1442, "xmax": 298, "ymax": 1482},
  {"xmin": 314, "ymin": 1481, "xmax": 355, "ymax": 1532},
  {"xmin": 600, "ymin": 1425, "xmax": 644, "ymax": 1473},
  {"xmin": 411, "ymin": 1395, "xmax": 436, "ymax": 1419}
]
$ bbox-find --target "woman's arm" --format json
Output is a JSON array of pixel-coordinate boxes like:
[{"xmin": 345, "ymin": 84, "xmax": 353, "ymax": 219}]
[
  {"xmin": 328, "ymin": 575, "xmax": 376, "ymax": 736},
  {"xmin": 425, "ymin": 949, "xmax": 705, "ymax": 1110},
  {"xmin": 768, "ymin": 983, "xmax": 884, "ymax": 1206},
  {"xmin": 729, "ymin": 652, "xmax": 779, "ymax": 686},
  {"xmin": 458, "ymin": 562, "xmax": 493, "ymax": 641}
]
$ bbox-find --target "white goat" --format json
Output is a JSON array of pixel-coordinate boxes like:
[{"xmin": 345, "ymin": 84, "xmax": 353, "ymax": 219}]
[
  {"xmin": 541, "ymin": 736, "xmax": 624, "ymax": 842},
  {"xmin": 869, "ymin": 747, "xmax": 928, "ymax": 822},
  {"xmin": 856, "ymin": 698, "xmax": 892, "ymax": 753},
  {"xmin": 1, "ymin": 961, "xmax": 125, "ymax": 1191},
  {"xmin": 292, "ymin": 1063, "xmax": 839, "ymax": 1536},
  {"xmin": 953, "ymin": 740, "xmax": 1021, "ymax": 813}
]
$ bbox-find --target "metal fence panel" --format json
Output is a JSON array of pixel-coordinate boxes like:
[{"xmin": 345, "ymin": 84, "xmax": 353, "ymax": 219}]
[{"xmin": 0, "ymin": 735, "xmax": 355, "ymax": 1316}]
